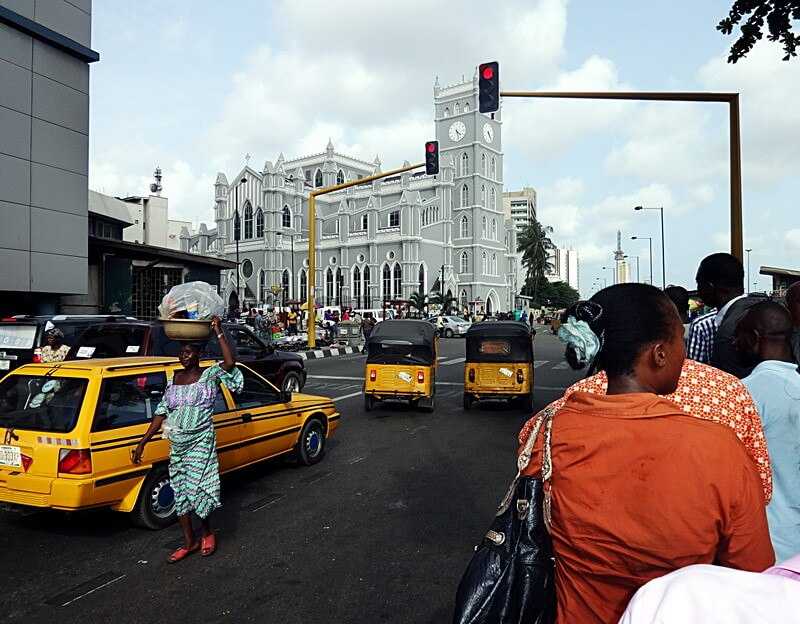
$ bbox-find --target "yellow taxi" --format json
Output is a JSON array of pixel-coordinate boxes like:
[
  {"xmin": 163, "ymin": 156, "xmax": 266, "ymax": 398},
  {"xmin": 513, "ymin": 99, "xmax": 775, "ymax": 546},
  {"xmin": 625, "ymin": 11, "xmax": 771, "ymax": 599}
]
[{"xmin": 0, "ymin": 357, "xmax": 339, "ymax": 529}]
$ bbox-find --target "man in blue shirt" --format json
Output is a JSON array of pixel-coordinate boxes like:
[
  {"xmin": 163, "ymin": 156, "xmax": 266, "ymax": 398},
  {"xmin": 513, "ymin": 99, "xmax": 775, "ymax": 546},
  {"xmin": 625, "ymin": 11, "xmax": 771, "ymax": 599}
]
[{"xmin": 738, "ymin": 301, "xmax": 800, "ymax": 562}]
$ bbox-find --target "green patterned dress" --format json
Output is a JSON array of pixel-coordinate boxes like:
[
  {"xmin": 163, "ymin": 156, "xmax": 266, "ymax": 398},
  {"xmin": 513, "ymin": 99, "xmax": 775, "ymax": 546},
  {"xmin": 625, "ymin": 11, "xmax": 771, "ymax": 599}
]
[{"xmin": 154, "ymin": 364, "xmax": 243, "ymax": 519}]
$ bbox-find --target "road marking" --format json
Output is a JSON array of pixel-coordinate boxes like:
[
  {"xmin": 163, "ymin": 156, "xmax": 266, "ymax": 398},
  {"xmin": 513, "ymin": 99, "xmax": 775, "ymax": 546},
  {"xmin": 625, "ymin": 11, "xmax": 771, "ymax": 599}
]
[
  {"xmin": 441, "ymin": 357, "xmax": 466, "ymax": 366},
  {"xmin": 534, "ymin": 360, "xmax": 549, "ymax": 368},
  {"xmin": 47, "ymin": 572, "xmax": 127, "ymax": 607},
  {"xmin": 311, "ymin": 375, "xmax": 364, "ymax": 381},
  {"xmin": 302, "ymin": 470, "xmax": 332, "ymax": 485},
  {"xmin": 247, "ymin": 493, "xmax": 285, "ymax": 513},
  {"xmin": 347, "ymin": 456, "xmax": 367, "ymax": 464},
  {"xmin": 553, "ymin": 361, "xmax": 570, "ymax": 370},
  {"xmin": 333, "ymin": 390, "xmax": 362, "ymax": 401},
  {"xmin": 408, "ymin": 425, "xmax": 428, "ymax": 435}
]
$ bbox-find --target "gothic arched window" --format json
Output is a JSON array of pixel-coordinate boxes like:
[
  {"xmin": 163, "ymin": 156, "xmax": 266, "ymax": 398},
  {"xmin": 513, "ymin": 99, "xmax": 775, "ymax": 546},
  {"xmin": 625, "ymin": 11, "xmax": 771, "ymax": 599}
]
[
  {"xmin": 255, "ymin": 208, "xmax": 264, "ymax": 237},
  {"xmin": 315, "ymin": 169, "xmax": 323, "ymax": 187},
  {"xmin": 461, "ymin": 184, "xmax": 469, "ymax": 208},
  {"xmin": 454, "ymin": 102, "xmax": 461, "ymax": 115},
  {"xmin": 491, "ymin": 218, "xmax": 497, "ymax": 241},
  {"xmin": 282, "ymin": 205, "xmax": 291, "ymax": 228},
  {"xmin": 382, "ymin": 264, "xmax": 391, "ymax": 301},
  {"xmin": 363, "ymin": 265, "xmax": 371, "ymax": 307},
  {"xmin": 353, "ymin": 266, "xmax": 361, "ymax": 308},
  {"xmin": 491, "ymin": 253, "xmax": 498, "ymax": 275},
  {"xmin": 326, "ymin": 267, "xmax": 334, "ymax": 305},
  {"xmin": 481, "ymin": 185, "xmax": 486, "ymax": 207},
  {"xmin": 444, "ymin": 107, "xmax": 450, "ymax": 117},
  {"xmin": 460, "ymin": 251, "xmax": 469, "ymax": 274},
  {"xmin": 393, "ymin": 263, "xmax": 402, "ymax": 298},
  {"xmin": 243, "ymin": 202, "xmax": 253, "ymax": 239},
  {"xmin": 460, "ymin": 215, "xmax": 469, "ymax": 238},
  {"xmin": 336, "ymin": 169, "xmax": 345, "ymax": 185},
  {"xmin": 481, "ymin": 153, "xmax": 486, "ymax": 175},
  {"xmin": 336, "ymin": 267, "xmax": 343, "ymax": 305},
  {"xmin": 490, "ymin": 157, "xmax": 496, "ymax": 180},
  {"xmin": 481, "ymin": 216, "xmax": 487, "ymax": 238},
  {"xmin": 299, "ymin": 269, "xmax": 307, "ymax": 301},
  {"xmin": 258, "ymin": 269, "xmax": 266, "ymax": 304},
  {"xmin": 282, "ymin": 269, "xmax": 290, "ymax": 299},
  {"xmin": 482, "ymin": 252, "xmax": 488, "ymax": 274},
  {"xmin": 418, "ymin": 264, "xmax": 425, "ymax": 294},
  {"xmin": 460, "ymin": 153, "xmax": 469, "ymax": 177},
  {"xmin": 464, "ymin": 101, "xmax": 470, "ymax": 113},
  {"xmin": 490, "ymin": 188, "xmax": 496, "ymax": 210},
  {"xmin": 362, "ymin": 214, "xmax": 368, "ymax": 230}
]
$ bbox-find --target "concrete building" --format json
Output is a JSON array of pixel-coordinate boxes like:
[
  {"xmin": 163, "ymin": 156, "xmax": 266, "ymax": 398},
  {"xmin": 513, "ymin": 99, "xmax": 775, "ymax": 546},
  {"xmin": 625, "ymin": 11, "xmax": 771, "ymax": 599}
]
[
  {"xmin": 502, "ymin": 187, "xmax": 536, "ymax": 232},
  {"xmin": 613, "ymin": 230, "xmax": 630, "ymax": 284},
  {"xmin": 0, "ymin": 0, "xmax": 98, "ymax": 315},
  {"xmin": 546, "ymin": 246, "xmax": 580, "ymax": 292},
  {"xmin": 187, "ymin": 71, "xmax": 519, "ymax": 315}
]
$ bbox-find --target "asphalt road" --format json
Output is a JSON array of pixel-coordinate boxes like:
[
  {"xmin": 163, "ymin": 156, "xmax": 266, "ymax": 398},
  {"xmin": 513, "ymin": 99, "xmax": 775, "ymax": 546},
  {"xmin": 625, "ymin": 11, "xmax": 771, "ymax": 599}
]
[{"xmin": 0, "ymin": 328, "xmax": 580, "ymax": 624}]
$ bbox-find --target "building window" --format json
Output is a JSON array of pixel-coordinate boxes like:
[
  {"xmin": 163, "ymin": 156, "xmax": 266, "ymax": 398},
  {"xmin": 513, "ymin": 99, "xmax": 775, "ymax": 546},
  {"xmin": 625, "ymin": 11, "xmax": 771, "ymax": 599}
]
[
  {"xmin": 481, "ymin": 216, "xmax": 487, "ymax": 238},
  {"xmin": 460, "ymin": 215, "xmax": 469, "ymax": 238},
  {"xmin": 491, "ymin": 218, "xmax": 497, "ymax": 241},
  {"xmin": 454, "ymin": 102, "xmax": 461, "ymax": 115},
  {"xmin": 233, "ymin": 210, "xmax": 241, "ymax": 242},
  {"xmin": 418, "ymin": 264, "xmax": 425, "ymax": 294},
  {"xmin": 300, "ymin": 270, "xmax": 307, "ymax": 301},
  {"xmin": 460, "ymin": 251, "xmax": 469, "ymax": 274},
  {"xmin": 256, "ymin": 208, "xmax": 264, "ymax": 237},
  {"xmin": 389, "ymin": 211, "xmax": 400, "ymax": 228},
  {"xmin": 460, "ymin": 153, "xmax": 469, "ymax": 177},
  {"xmin": 393, "ymin": 263, "xmax": 401, "ymax": 298},
  {"xmin": 315, "ymin": 169, "xmax": 323, "ymax": 187},
  {"xmin": 242, "ymin": 258, "xmax": 254, "ymax": 279},
  {"xmin": 353, "ymin": 266, "xmax": 361, "ymax": 308},
  {"xmin": 490, "ymin": 157, "xmax": 496, "ymax": 180},
  {"xmin": 482, "ymin": 252, "xmax": 488, "ymax": 275},
  {"xmin": 481, "ymin": 153, "xmax": 486, "ymax": 175},
  {"xmin": 282, "ymin": 205, "xmax": 291, "ymax": 228},
  {"xmin": 243, "ymin": 202, "xmax": 253, "ymax": 239},
  {"xmin": 326, "ymin": 268, "xmax": 334, "ymax": 305},
  {"xmin": 464, "ymin": 101, "xmax": 470, "ymax": 113},
  {"xmin": 259, "ymin": 269, "xmax": 266, "ymax": 303},
  {"xmin": 362, "ymin": 214, "xmax": 368, "ymax": 230},
  {"xmin": 382, "ymin": 264, "xmax": 391, "ymax": 301},
  {"xmin": 363, "ymin": 265, "xmax": 371, "ymax": 307},
  {"xmin": 492, "ymin": 253, "xmax": 498, "ymax": 274},
  {"xmin": 336, "ymin": 267, "xmax": 343, "ymax": 305},
  {"xmin": 304, "ymin": 169, "xmax": 312, "ymax": 183},
  {"xmin": 481, "ymin": 185, "xmax": 486, "ymax": 207},
  {"xmin": 461, "ymin": 184, "xmax": 469, "ymax": 207},
  {"xmin": 337, "ymin": 169, "xmax": 345, "ymax": 185},
  {"xmin": 490, "ymin": 188, "xmax": 496, "ymax": 210},
  {"xmin": 282, "ymin": 269, "xmax": 290, "ymax": 300},
  {"xmin": 444, "ymin": 107, "xmax": 450, "ymax": 117}
]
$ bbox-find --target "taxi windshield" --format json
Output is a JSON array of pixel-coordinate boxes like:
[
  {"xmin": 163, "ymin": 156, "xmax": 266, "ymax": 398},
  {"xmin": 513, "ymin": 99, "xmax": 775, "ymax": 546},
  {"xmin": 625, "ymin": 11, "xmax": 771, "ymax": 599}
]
[{"xmin": 0, "ymin": 375, "xmax": 87, "ymax": 433}]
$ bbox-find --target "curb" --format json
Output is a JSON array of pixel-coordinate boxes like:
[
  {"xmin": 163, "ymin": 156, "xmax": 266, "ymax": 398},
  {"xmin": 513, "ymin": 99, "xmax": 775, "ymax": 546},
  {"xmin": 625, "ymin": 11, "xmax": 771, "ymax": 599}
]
[{"xmin": 298, "ymin": 345, "xmax": 365, "ymax": 360}]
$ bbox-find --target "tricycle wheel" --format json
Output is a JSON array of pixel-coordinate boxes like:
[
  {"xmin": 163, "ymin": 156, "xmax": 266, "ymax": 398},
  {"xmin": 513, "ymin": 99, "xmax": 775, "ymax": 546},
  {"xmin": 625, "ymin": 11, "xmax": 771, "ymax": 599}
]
[
  {"xmin": 364, "ymin": 394, "xmax": 375, "ymax": 412},
  {"xmin": 463, "ymin": 393, "xmax": 474, "ymax": 411}
]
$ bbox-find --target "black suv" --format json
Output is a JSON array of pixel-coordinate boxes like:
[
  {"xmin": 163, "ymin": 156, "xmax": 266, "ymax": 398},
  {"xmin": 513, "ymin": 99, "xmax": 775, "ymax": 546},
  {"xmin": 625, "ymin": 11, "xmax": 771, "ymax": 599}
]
[
  {"xmin": 66, "ymin": 321, "xmax": 307, "ymax": 392},
  {"xmin": 0, "ymin": 315, "xmax": 136, "ymax": 374}
]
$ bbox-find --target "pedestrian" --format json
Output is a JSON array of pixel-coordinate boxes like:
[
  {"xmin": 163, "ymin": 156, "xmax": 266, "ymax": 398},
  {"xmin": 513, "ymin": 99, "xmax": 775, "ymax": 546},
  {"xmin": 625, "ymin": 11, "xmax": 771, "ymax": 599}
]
[
  {"xmin": 664, "ymin": 285, "xmax": 690, "ymax": 340},
  {"xmin": 517, "ymin": 284, "xmax": 774, "ymax": 624},
  {"xmin": 737, "ymin": 301, "xmax": 800, "ymax": 562},
  {"xmin": 132, "ymin": 317, "xmax": 242, "ymax": 563},
  {"xmin": 528, "ymin": 310, "xmax": 535, "ymax": 327},
  {"xmin": 254, "ymin": 308, "xmax": 264, "ymax": 338},
  {"xmin": 40, "ymin": 328, "xmax": 70, "ymax": 363},
  {"xmin": 287, "ymin": 307, "xmax": 298, "ymax": 336},
  {"xmin": 692, "ymin": 252, "xmax": 764, "ymax": 377},
  {"xmin": 786, "ymin": 282, "xmax": 800, "ymax": 364}
]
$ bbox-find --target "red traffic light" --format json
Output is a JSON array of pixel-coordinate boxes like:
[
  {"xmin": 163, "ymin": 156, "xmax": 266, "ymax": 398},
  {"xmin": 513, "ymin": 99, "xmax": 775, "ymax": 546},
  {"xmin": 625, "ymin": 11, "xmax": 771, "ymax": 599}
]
[
  {"xmin": 478, "ymin": 61, "xmax": 499, "ymax": 113},
  {"xmin": 482, "ymin": 66, "xmax": 494, "ymax": 80},
  {"xmin": 427, "ymin": 142, "xmax": 436, "ymax": 153},
  {"xmin": 425, "ymin": 140, "xmax": 439, "ymax": 175}
]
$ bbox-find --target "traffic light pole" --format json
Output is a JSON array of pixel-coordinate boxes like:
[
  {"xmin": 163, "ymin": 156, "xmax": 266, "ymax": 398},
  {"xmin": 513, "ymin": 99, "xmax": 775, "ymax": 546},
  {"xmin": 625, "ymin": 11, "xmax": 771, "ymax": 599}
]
[
  {"xmin": 306, "ymin": 161, "xmax": 424, "ymax": 348},
  {"xmin": 500, "ymin": 90, "xmax": 744, "ymax": 262}
]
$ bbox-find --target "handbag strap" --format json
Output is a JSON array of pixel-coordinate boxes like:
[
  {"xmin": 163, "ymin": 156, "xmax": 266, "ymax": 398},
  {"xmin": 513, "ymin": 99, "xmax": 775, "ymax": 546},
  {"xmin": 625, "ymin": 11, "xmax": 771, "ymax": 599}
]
[{"xmin": 497, "ymin": 405, "xmax": 555, "ymax": 515}]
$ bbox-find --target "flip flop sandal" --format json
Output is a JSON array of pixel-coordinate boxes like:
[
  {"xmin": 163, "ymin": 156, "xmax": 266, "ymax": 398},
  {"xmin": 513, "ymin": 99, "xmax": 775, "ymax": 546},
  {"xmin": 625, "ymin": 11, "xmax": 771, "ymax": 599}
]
[
  {"xmin": 201, "ymin": 533, "xmax": 216, "ymax": 557},
  {"xmin": 167, "ymin": 543, "xmax": 200, "ymax": 564}
]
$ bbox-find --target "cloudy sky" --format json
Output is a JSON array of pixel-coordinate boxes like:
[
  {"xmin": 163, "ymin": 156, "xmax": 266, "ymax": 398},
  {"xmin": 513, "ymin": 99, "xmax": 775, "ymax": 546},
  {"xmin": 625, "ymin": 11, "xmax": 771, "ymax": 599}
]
[{"xmin": 89, "ymin": 0, "xmax": 799, "ymax": 294}]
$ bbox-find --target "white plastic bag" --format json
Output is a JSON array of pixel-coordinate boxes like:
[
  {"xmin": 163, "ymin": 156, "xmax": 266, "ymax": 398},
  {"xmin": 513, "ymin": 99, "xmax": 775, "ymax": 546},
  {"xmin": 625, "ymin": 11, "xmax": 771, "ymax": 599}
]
[{"xmin": 158, "ymin": 281, "xmax": 225, "ymax": 320}]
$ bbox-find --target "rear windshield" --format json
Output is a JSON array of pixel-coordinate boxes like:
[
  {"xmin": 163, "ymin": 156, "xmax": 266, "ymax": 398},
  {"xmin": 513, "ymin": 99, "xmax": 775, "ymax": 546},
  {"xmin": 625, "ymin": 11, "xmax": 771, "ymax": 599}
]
[
  {"xmin": 479, "ymin": 339, "xmax": 511, "ymax": 355},
  {"xmin": 366, "ymin": 341, "xmax": 433, "ymax": 365},
  {"xmin": 0, "ymin": 325, "xmax": 37, "ymax": 350},
  {"xmin": 70, "ymin": 325, "xmax": 148, "ymax": 359},
  {"xmin": 0, "ymin": 375, "xmax": 87, "ymax": 433}
]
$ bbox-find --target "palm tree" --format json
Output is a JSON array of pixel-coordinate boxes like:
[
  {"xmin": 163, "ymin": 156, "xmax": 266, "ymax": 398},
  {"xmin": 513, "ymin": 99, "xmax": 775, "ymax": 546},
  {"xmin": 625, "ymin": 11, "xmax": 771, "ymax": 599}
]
[
  {"xmin": 409, "ymin": 291, "xmax": 428, "ymax": 318},
  {"xmin": 517, "ymin": 219, "xmax": 555, "ymax": 305},
  {"xmin": 429, "ymin": 291, "xmax": 457, "ymax": 315}
]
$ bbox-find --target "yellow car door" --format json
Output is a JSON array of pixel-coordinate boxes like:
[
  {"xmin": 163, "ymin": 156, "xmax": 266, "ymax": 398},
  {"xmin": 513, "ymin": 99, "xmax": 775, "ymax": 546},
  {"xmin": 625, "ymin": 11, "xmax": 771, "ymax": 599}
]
[{"xmin": 233, "ymin": 366, "xmax": 301, "ymax": 466}]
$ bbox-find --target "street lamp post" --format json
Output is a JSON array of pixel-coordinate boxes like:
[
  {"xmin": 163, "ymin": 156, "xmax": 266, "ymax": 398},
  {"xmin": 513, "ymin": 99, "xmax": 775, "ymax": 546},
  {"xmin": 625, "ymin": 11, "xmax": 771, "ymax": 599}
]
[
  {"xmin": 631, "ymin": 236, "xmax": 653, "ymax": 285},
  {"xmin": 745, "ymin": 248, "xmax": 752, "ymax": 294},
  {"xmin": 634, "ymin": 206, "xmax": 665, "ymax": 288},
  {"xmin": 624, "ymin": 255, "xmax": 640, "ymax": 282}
]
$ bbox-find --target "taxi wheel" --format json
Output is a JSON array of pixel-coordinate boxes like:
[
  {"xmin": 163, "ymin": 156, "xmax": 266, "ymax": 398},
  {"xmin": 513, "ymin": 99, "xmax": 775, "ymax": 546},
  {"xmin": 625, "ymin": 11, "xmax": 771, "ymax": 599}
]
[
  {"xmin": 132, "ymin": 465, "xmax": 176, "ymax": 530},
  {"xmin": 296, "ymin": 418, "xmax": 326, "ymax": 466},
  {"xmin": 365, "ymin": 394, "xmax": 375, "ymax": 412},
  {"xmin": 444, "ymin": 328, "xmax": 454, "ymax": 338},
  {"xmin": 463, "ymin": 393, "xmax": 474, "ymax": 410}
]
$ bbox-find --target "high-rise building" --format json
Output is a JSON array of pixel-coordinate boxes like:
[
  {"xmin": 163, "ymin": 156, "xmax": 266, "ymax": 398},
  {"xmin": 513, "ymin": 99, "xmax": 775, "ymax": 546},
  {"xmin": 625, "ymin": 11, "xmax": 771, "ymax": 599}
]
[
  {"xmin": 502, "ymin": 187, "xmax": 536, "ymax": 232},
  {"xmin": 0, "ymin": 1, "xmax": 99, "ymax": 315},
  {"xmin": 614, "ymin": 230, "xmax": 630, "ymax": 284},
  {"xmin": 546, "ymin": 246, "xmax": 580, "ymax": 293}
]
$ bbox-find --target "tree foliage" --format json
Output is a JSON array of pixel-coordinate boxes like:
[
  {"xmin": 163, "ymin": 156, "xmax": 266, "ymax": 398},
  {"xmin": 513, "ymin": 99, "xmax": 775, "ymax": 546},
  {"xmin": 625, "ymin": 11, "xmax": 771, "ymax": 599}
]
[
  {"xmin": 428, "ymin": 291, "xmax": 457, "ymax": 315},
  {"xmin": 718, "ymin": 0, "xmax": 800, "ymax": 62},
  {"xmin": 409, "ymin": 291, "xmax": 428, "ymax": 316},
  {"xmin": 517, "ymin": 219, "xmax": 555, "ymax": 304},
  {"xmin": 538, "ymin": 281, "xmax": 581, "ymax": 309}
]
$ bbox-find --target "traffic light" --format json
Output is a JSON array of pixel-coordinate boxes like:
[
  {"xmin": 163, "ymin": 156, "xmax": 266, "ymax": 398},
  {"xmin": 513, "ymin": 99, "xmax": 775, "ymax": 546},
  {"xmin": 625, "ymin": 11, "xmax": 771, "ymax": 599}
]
[
  {"xmin": 425, "ymin": 140, "xmax": 439, "ymax": 176},
  {"xmin": 478, "ymin": 61, "xmax": 499, "ymax": 113}
]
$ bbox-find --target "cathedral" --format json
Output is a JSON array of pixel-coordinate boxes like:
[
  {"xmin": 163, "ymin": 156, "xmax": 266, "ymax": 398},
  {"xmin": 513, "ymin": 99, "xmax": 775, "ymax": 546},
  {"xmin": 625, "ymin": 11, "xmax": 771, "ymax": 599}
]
[{"xmin": 182, "ymin": 70, "xmax": 519, "ymax": 316}]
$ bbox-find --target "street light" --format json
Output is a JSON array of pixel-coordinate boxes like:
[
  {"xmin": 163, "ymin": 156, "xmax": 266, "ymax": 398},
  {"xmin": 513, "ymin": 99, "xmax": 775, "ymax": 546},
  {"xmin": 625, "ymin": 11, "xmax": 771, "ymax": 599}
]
[
  {"xmin": 634, "ymin": 206, "xmax": 665, "ymax": 288},
  {"xmin": 624, "ymin": 255, "xmax": 640, "ymax": 282},
  {"xmin": 745, "ymin": 248, "xmax": 753, "ymax": 294},
  {"xmin": 631, "ymin": 236, "xmax": 653, "ymax": 286}
]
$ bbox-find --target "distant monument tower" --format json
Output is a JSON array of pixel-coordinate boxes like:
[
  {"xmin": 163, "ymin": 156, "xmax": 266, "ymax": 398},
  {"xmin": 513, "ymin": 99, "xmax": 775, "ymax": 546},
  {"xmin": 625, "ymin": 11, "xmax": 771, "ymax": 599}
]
[
  {"xmin": 614, "ymin": 230, "xmax": 630, "ymax": 284},
  {"xmin": 150, "ymin": 166, "xmax": 163, "ymax": 195}
]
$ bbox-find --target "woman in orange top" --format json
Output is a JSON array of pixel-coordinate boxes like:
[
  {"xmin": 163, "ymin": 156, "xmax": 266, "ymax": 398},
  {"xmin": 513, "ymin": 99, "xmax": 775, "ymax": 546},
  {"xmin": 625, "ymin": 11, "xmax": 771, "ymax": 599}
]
[{"xmin": 520, "ymin": 284, "xmax": 774, "ymax": 624}]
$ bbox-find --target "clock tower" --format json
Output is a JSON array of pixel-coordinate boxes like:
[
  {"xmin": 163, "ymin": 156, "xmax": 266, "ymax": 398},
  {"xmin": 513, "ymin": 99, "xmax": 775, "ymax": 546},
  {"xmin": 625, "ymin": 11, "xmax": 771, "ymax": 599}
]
[{"xmin": 433, "ymin": 70, "xmax": 505, "ymax": 315}]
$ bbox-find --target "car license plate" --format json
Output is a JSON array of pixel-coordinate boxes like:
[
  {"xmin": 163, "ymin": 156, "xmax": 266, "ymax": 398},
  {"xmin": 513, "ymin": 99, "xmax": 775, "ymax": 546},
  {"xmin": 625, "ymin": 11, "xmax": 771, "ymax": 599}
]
[{"xmin": 0, "ymin": 445, "xmax": 21, "ymax": 467}]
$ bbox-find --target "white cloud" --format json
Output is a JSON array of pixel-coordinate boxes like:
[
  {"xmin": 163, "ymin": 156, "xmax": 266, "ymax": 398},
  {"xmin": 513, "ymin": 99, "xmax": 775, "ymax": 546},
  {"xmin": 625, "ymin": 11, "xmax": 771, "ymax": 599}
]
[{"xmin": 786, "ymin": 229, "xmax": 800, "ymax": 251}]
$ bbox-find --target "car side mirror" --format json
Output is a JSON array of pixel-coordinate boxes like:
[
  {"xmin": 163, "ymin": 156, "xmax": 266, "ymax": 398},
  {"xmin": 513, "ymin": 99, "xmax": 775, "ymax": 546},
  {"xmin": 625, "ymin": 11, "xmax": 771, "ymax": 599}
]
[{"xmin": 280, "ymin": 390, "xmax": 292, "ymax": 403}]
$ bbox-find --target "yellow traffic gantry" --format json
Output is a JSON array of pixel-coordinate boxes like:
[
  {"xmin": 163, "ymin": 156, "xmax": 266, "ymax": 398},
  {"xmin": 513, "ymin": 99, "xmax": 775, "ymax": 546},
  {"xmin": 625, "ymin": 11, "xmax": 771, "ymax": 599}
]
[{"xmin": 305, "ymin": 161, "xmax": 424, "ymax": 348}]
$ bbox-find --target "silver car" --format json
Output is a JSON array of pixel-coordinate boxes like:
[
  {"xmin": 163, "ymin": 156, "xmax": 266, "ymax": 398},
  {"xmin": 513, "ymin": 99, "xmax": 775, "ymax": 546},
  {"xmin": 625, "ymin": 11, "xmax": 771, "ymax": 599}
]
[{"xmin": 426, "ymin": 315, "xmax": 472, "ymax": 338}]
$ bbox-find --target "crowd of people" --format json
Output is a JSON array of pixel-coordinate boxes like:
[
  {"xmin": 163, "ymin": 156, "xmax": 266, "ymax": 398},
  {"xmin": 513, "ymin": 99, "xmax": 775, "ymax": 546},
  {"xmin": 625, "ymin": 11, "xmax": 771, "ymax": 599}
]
[{"xmin": 509, "ymin": 252, "xmax": 800, "ymax": 623}]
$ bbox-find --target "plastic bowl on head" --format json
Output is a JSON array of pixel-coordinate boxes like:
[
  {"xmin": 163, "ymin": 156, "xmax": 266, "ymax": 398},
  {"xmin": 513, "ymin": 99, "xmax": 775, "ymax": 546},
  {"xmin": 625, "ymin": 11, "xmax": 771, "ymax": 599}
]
[{"xmin": 159, "ymin": 319, "xmax": 213, "ymax": 341}]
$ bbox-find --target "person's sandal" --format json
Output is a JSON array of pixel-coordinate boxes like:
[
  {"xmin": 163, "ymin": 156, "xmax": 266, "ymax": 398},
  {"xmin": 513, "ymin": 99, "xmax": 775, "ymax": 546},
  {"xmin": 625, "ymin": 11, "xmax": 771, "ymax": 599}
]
[
  {"xmin": 201, "ymin": 533, "xmax": 216, "ymax": 557},
  {"xmin": 167, "ymin": 543, "xmax": 199, "ymax": 564}
]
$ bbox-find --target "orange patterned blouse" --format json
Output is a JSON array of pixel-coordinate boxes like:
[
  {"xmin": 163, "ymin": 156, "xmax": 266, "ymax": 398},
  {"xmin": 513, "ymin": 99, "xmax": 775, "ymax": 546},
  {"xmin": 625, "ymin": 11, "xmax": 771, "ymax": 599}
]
[{"xmin": 519, "ymin": 359, "xmax": 772, "ymax": 503}]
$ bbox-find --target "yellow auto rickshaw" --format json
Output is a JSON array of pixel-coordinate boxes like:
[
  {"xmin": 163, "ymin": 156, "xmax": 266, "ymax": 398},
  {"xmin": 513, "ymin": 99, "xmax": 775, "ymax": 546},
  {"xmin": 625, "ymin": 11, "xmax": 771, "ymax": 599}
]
[
  {"xmin": 364, "ymin": 319, "xmax": 438, "ymax": 412},
  {"xmin": 463, "ymin": 321, "xmax": 535, "ymax": 411}
]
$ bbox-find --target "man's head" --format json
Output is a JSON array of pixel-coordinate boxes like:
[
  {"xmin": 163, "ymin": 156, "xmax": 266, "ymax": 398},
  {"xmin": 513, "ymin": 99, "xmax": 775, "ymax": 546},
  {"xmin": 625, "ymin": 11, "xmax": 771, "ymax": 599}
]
[
  {"xmin": 735, "ymin": 301, "xmax": 794, "ymax": 365},
  {"xmin": 664, "ymin": 286, "xmax": 690, "ymax": 324},
  {"xmin": 696, "ymin": 253, "xmax": 745, "ymax": 309},
  {"xmin": 786, "ymin": 282, "xmax": 800, "ymax": 328}
]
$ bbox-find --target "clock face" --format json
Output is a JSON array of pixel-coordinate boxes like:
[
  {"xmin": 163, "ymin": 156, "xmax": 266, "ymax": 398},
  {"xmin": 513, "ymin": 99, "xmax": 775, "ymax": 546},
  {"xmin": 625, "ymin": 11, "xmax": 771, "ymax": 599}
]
[
  {"xmin": 449, "ymin": 121, "xmax": 467, "ymax": 143},
  {"xmin": 482, "ymin": 123, "xmax": 494, "ymax": 143}
]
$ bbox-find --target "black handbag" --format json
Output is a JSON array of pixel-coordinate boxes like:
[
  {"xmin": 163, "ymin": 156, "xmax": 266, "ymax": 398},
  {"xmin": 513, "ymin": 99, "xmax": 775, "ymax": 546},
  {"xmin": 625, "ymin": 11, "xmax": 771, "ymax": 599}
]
[{"xmin": 452, "ymin": 407, "xmax": 556, "ymax": 624}]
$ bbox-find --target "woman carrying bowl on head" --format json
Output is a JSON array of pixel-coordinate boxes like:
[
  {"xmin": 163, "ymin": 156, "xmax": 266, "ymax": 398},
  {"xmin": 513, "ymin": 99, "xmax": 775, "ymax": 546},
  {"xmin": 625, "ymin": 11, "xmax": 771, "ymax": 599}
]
[{"xmin": 132, "ymin": 316, "xmax": 242, "ymax": 563}]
